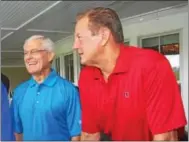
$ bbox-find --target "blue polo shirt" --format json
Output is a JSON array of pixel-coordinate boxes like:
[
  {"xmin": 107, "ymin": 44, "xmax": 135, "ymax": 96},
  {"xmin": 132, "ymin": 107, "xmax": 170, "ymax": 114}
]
[
  {"xmin": 11, "ymin": 69, "xmax": 81, "ymax": 141},
  {"xmin": 1, "ymin": 82, "xmax": 15, "ymax": 141}
]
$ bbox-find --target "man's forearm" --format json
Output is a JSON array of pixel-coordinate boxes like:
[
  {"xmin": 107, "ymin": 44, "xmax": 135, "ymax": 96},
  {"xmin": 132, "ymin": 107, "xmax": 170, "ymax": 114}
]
[
  {"xmin": 15, "ymin": 133, "xmax": 23, "ymax": 141},
  {"xmin": 71, "ymin": 136, "xmax": 80, "ymax": 141},
  {"xmin": 81, "ymin": 132, "xmax": 100, "ymax": 141},
  {"xmin": 153, "ymin": 130, "xmax": 178, "ymax": 141}
]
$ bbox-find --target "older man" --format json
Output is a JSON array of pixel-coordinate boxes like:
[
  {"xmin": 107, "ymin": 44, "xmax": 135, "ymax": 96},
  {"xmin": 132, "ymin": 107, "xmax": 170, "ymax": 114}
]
[
  {"xmin": 73, "ymin": 7, "xmax": 187, "ymax": 141},
  {"xmin": 11, "ymin": 35, "xmax": 81, "ymax": 141}
]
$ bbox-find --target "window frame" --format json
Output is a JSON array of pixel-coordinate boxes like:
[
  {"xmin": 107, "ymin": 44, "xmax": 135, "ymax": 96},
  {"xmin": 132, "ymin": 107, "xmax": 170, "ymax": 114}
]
[
  {"xmin": 63, "ymin": 51, "xmax": 74, "ymax": 83},
  {"xmin": 53, "ymin": 51, "xmax": 80, "ymax": 86},
  {"xmin": 124, "ymin": 39, "xmax": 130, "ymax": 45},
  {"xmin": 138, "ymin": 29, "xmax": 182, "ymax": 85},
  {"xmin": 53, "ymin": 55, "xmax": 65, "ymax": 77},
  {"xmin": 55, "ymin": 57, "xmax": 61, "ymax": 75}
]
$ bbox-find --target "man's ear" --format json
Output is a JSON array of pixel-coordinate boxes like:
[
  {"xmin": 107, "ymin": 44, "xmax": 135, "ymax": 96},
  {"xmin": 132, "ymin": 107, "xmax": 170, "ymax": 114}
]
[
  {"xmin": 100, "ymin": 27, "xmax": 111, "ymax": 46},
  {"xmin": 48, "ymin": 52, "xmax": 55, "ymax": 63}
]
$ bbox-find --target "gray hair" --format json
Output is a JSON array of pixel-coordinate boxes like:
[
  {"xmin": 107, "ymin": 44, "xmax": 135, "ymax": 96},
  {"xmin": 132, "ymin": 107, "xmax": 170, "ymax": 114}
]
[{"xmin": 23, "ymin": 35, "xmax": 55, "ymax": 52}]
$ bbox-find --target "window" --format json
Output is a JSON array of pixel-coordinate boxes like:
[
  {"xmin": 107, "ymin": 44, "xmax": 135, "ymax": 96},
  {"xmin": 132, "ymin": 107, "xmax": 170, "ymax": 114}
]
[
  {"xmin": 124, "ymin": 40, "xmax": 130, "ymax": 45},
  {"xmin": 55, "ymin": 57, "xmax": 60, "ymax": 75},
  {"xmin": 142, "ymin": 37, "xmax": 159, "ymax": 52},
  {"xmin": 141, "ymin": 33, "xmax": 180, "ymax": 82},
  {"xmin": 64, "ymin": 53, "xmax": 74, "ymax": 82},
  {"xmin": 160, "ymin": 33, "xmax": 180, "ymax": 81}
]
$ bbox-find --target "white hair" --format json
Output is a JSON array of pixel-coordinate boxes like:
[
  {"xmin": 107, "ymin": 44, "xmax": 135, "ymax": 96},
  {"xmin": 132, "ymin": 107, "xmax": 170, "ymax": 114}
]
[{"xmin": 24, "ymin": 35, "xmax": 55, "ymax": 52}]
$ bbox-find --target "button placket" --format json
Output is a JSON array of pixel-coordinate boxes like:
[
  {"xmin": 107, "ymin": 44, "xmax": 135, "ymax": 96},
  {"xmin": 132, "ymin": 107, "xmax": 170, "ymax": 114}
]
[
  {"xmin": 32, "ymin": 85, "xmax": 40, "ymax": 118},
  {"xmin": 35, "ymin": 85, "xmax": 41, "ymax": 105}
]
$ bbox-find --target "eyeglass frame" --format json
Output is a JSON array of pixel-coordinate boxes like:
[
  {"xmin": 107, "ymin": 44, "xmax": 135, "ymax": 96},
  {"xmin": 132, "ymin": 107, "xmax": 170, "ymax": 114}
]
[{"xmin": 23, "ymin": 49, "xmax": 48, "ymax": 56}]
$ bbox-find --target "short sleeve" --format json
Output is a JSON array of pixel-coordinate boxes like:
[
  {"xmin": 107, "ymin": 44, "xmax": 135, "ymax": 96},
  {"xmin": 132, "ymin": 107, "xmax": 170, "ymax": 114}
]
[
  {"xmin": 78, "ymin": 68, "xmax": 100, "ymax": 133},
  {"xmin": 10, "ymin": 90, "xmax": 23, "ymax": 134},
  {"xmin": 66, "ymin": 86, "xmax": 82, "ymax": 137},
  {"xmin": 144, "ymin": 58, "xmax": 187, "ymax": 135}
]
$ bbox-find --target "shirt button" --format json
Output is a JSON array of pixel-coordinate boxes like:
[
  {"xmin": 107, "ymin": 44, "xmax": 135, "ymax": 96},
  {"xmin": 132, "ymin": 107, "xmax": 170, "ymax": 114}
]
[
  {"xmin": 37, "ymin": 92, "xmax": 40, "ymax": 95},
  {"xmin": 36, "ymin": 101, "xmax": 39, "ymax": 104}
]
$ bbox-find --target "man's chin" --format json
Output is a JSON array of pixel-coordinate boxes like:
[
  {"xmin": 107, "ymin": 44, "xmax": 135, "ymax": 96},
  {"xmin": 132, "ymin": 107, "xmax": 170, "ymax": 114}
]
[
  {"xmin": 80, "ymin": 59, "xmax": 86, "ymax": 65},
  {"xmin": 27, "ymin": 69, "xmax": 39, "ymax": 75},
  {"xmin": 81, "ymin": 61, "xmax": 89, "ymax": 67}
]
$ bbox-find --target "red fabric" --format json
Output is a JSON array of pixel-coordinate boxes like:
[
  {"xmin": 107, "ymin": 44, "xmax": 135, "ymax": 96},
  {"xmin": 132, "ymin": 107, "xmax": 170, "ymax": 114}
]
[{"xmin": 79, "ymin": 44, "xmax": 187, "ymax": 140}]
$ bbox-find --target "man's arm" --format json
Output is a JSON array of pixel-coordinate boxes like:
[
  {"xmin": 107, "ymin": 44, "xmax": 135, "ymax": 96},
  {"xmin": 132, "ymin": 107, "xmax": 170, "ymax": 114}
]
[
  {"xmin": 66, "ymin": 86, "xmax": 82, "ymax": 140},
  {"xmin": 153, "ymin": 130, "xmax": 178, "ymax": 141},
  {"xmin": 78, "ymin": 67, "xmax": 101, "ymax": 141},
  {"xmin": 10, "ymin": 91, "xmax": 23, "ymax": 141},
  {"xmin": 71, "ymin": 136, "xmax": 80, "ymax": 141},
  {"xmin": 81, "ymin": 132, "xmax": 100, "ymax": 141},
  {"xmin": 144, "ymin": 57, "xmax": 187, "ymax": 140},
  {"xmin": 15, "ymin": 133, "xmax": 23, "ymax": 141}
]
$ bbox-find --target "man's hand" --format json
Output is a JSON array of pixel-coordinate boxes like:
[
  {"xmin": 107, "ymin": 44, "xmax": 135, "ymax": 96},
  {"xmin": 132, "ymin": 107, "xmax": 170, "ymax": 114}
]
[
  {"xmin": 81, "ymin": 132, "xmax": 100, "ymax": 141},
  {"xmin": 71, "ymin": 136, "xmax": 80, "ymax": 141},
  {"xmin": 15, "ymin": 133, "xmax": 23, "ymax": 141},
  {"xmin": 153, "ymin": 130, "xmax": 178, "ymax": 141}
]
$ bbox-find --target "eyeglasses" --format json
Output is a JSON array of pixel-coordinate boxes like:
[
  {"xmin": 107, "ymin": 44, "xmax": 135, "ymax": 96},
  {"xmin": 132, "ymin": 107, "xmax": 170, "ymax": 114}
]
[{"xmin": 24, "ymin": 49, "xmax": 47, "ymax": 56}]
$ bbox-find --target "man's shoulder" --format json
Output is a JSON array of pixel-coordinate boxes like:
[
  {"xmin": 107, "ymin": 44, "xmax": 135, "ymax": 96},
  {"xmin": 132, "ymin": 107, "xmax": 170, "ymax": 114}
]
[
  {"xmin": 80, "ymin": 66, "xmax": 96, "ymax": 77},
  {"xmin": 78, "ymin": 66, "xmax": 96, "ymax": 88},
  {"xmin": 124, "ymin": 46, "xmax": 167, "ymax": 67},
  {"xmin": 125, "ymin": 45, "xmax": 164, "ymax": 58},
  {"xmin": 13, "ymin": 79, "xmax": 31, "ymax": 100},
  {"xmin": 14, "ymin": 80, "xmax": 30, "ymax": 92},
  {"xmin": 56, "ymin": 76, "xmax": 78, "ymax": 92},
  {"xmin": 55, "ymin": 77, "xmax": 79, "ymax": 101}
]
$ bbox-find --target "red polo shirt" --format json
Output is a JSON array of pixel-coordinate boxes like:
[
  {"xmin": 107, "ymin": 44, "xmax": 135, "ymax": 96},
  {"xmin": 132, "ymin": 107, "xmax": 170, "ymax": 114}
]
[{"xmin": 78, "ymin": 44, "xmax": 187, "ymax": 140}]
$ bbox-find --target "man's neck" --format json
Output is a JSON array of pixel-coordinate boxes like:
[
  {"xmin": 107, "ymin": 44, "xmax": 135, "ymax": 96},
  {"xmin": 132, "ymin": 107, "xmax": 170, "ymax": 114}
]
[
  {"xmin": 95, "ymin": 43, "xmax": 120, "ymax": 82},
  {"xmin": 33, "ymin": 68, "xmax": 51, "ymax": 83}
]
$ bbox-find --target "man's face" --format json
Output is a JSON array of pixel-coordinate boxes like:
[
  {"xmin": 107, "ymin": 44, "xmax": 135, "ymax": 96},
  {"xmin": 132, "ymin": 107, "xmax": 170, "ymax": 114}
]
[
  {"xmin": 23, "ymin": 39, "xmax": 54, "ymax": 75},
  {"xmin": 73, "ymin": 17, "xmax": 103, "ymax": 65}
]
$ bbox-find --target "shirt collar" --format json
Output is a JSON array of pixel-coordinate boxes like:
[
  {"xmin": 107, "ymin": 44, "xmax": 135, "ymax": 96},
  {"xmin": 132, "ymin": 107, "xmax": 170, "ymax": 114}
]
[
  {"xmin": 29, "ymin": 69, "xmax": 58, "ymax": 87},
  {"xmin": 93, "ymin": 44, "xmax": 130, "ymax": 79}
]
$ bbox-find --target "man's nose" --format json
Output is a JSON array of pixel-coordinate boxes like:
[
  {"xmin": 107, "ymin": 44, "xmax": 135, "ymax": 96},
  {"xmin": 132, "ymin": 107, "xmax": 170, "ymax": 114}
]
[
  {"xmin": 73, "ymin": 41, "xmax": 80, "ymax": 50},
  {"xmin": 24, "ymin": 52, "xmax": 33, "ymax": 60}
]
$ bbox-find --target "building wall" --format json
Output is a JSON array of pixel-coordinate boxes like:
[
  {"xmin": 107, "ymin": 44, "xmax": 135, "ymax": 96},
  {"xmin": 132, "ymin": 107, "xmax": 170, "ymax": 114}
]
[
  {"xmin": 55, "ymin": 7, "xmax": 188, "ymax": 124},
  {"xmin": 1, "ymin": 67, "xmax": 30, "ymax": 91}
]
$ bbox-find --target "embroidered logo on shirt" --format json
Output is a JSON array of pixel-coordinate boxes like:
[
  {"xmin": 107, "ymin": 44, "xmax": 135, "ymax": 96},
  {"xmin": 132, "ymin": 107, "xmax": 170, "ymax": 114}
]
[{"xmin": 124, "ymin": 92, "xmax": 130, "ymax": 98}]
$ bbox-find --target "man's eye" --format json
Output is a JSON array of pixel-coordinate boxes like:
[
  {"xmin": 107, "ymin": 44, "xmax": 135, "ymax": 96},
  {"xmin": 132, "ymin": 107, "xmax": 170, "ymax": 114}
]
[{"xmin": 31, "ymin": 50, "xmax": 38, "ymax": 53}]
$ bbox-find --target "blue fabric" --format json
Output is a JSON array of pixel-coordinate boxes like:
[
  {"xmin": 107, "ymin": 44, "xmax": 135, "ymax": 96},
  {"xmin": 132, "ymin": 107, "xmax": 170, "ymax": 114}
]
[
  {"xmin": 11, "ymin": 69, "xmax": 81, "ymax": 141},
  {"xmin": 1, "ymin": 82, "xmax": 15, "ymax": 141}
]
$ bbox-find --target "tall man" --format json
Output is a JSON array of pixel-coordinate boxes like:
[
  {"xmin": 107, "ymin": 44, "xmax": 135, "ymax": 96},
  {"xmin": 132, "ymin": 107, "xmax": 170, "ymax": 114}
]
[
  {"xmin": 73, "ymin": 7, "xmax": 187, "ymax": 141},
  {"xmin": 11, "ymin": 35, "xmax": 81, "ymax": 141}
]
